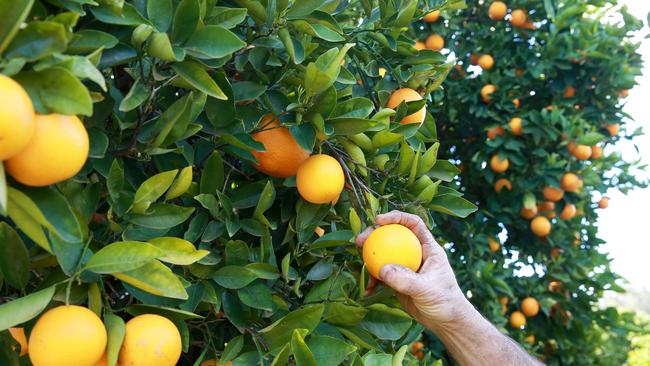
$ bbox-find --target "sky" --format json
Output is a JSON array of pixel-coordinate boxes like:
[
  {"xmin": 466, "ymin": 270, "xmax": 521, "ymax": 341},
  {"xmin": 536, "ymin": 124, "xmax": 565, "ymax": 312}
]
[{"xmin": 599, "ymin": 0, "xmax": 650, "ymax": 292}]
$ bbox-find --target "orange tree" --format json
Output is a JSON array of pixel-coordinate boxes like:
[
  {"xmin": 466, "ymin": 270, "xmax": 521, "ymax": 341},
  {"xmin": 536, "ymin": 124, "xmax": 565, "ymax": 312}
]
[
  {"xmin": 415, "ymin": 0, "xmax": 647, "ymax": 364},
  {"xmin": 0, "ymin": 0, "xmax": 476, "ymax": 365}
]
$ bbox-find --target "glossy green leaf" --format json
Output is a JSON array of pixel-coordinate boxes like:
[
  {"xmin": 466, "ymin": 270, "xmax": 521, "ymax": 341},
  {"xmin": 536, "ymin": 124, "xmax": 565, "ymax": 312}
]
[
  {"xmin": 6, "ymin": 187, "xmax": 51, "ymax": 252},
  {"xmin": 132, "ymin": 169, "xmax": 178, "ymax": 213},
  {"xmin": 84, "ymin": 241, "xmax": 164, "ymax": 274},
  {"xmin": 0, "ymin": 0, "xmax": 35, "ymax": 54},
  {"xmin": 4, "ymin": 21, "xmax": 67, "ymax": 61},
  {"xmin": 172, "ymin": 0, "xmax": 200, "ymax": 43},
  {"xmin": 212, "ymin": 266, "xmax": 257, "ymax": 289},
  {"xmin": 0, "ymin": 286, "xmax": 55, "ymax": 331},
  {"xmin": 183, "ymin": 26, "xmax": 246, "ymax": 59},
  {"xmin": 291, "ymin": 329, "xmax": 317, "ymax": 366},
  {"xmin": 172, "ymin": 61, "xmax": 227, "ymax": 100},
  {"xmin": 147, "ymin": 0, "xmax": 173, "ymax": 32},
  {"xmin": 259, "ymin": 304, "xmax": 324, "ymax": 351},
  {"xmin": 119, "ymin": 77, "xmax": 150, "ymax": 112},
  {"xmin": 308, "ymin": 335, "xmax": 357, "ymax": 366},
  {"xmin": 0, "ymin": 223, "xmax": 30, "ymax": 289},
  {"xmin": 126, "ymin": 203, "xmax": 195, "ymax": 229},
  {"xmin": 113, "ymin": 260, "xmax": 188, "ymax": 299},
  {"xmin": 147, "ymin": 237, "xmax": 209, "ymax": 265},
  {"xmin": 200, "ymin": 151, "xmax": 224, "ymax": 194},
  {"xmin": 104, "ymin": 312, "xmax": 125, "ymax": 366},
  {"xmin": 360, "ymin": 304, "xmax": 412, "ymax": 341},
  {"xmin": 166, "ymin": 166, "xmax": 193, "ymax": 200},
  {"xmin": 14, "ymin": 67, "xmax": 92, "ymax": 116}
]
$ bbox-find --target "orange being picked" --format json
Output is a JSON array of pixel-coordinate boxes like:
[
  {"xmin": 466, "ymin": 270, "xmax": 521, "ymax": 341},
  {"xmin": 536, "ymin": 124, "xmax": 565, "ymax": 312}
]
[
  {"xmin": 9, "ymin": 327, "xmax": 28, "ymax": 356},
  {"xmin": 599, "ymin": 197, "xmax": 609, "ymax": 209},
  {"xmin": 508, "ymin": 117, "xmax": 523, "ymax": 136},
  {"xmin": 530, "ymin": 216, "xmax": 551, "ymax": 237},
  {"xmin": 481, "ymin": 84, "xmax": 496, "ymax": 103},
  {"xmin": 494, "ymin": 178, "xmax": 512, "ymax": 193},
  {"xmin": 572, "ymin": 145, "xmax": 592, "ymax": 160},
  {"xmin": 119, "ymin": 314, "xmax": 181, "ymax": 366},
  {"xmin": 423, "ymin": 10, "xmax": 440, "ymax": 23},
  {"xmin": 488, "ymin": 237, "xmax": 501, "ymax": 253},
  {"xmin": 510, "ymin": 9, "xmax": 527, "ymax": 27},
  {"xmin": 362, "ymin": 224, "xmax": 422, "ymax": 279},
  {"xmin": 0, "ymin": 75, "xmax": 35, "ymax": 160},
  {"xmin": 478, "ymin": 54, "xmax": 494, "ymax": 70},
  {"xmin": 489, "ymin": 154, "xmax": 509, "ymax": 173},
  {"xmin": 296, "ymin": 154, "xmax": 345, "ymax": 204},
  {"xmin": 386, "ymin": 88, "xmax": 426, "ymax": 124},
  {"xmin": 520, "ymin": 206, "xmax": 538, "ymax": 219},
  {"xmin": 543, "ymin": 187, "xmax": 564, "ymax": 202},
  {"xmin": 28, "ymin": 305, "xmax": 107, "ymax": 366},
  {"xmin": 488, "ymin": 1, "xmax": 507, "ymax": 20},
  {"xmin": 560, "ymin": 173, "xmax": 581, "ymax": 192},
  {"xmin": 521, "ymin": 297, "xmax": 540, "ymax": 317},
  {"xmin": 425, "ymin": 34, "xmax": 444, "ymax": 51},
  {"xmin": 560, "ymin": 203, "xmax": 576, "ymax": 219},
  {"xmin": 509, "ymin": 311, "xmax": 526, "ymax": 328},
  {"xmin": 251, "ymin": 114, "xmax": 310, "ymax": 178},
  {"xmin": 6, "ymin": 114, "xmax": 89, "ymax": 187},
  {"xmin": 487, "ymin": 126, "xmax": 505, "ymax": 139}
]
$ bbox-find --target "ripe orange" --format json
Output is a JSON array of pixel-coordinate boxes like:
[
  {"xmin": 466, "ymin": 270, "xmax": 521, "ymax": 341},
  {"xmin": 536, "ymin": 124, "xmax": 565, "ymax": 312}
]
[
  {"xmin": 521, "ymin": 297, "xmax": 540, "ymax": 317},
  {"xmin": 0, "ymin": 75, "xmax": 35, "ymax": 160},
  {"xmin": 520, "ymin": 206, "xmax": 538, "ymax": 219},
  {"xmin": 564, "ymin": 86, "xmax": 575, "ymax": 98},
  {"xmin": 296, "ymin": 154, "xmax": 345, "ymax": 204},
  {"xmin": 598, "ymin": 197, "xmax": 609, "ymax": 209},
  {"xmin": 494, "ymin": 178, "xmax": 512, "ymax": 193},
  {"xmin": 411, "ymin": 341, "xmax": 425, "ymax": 360},
  {"xmin": 488, "ymin": 237, "xmax": 501, "ymax": 253},
  {"xmin": 28, "ymin": 305, "xmax": 107, "ymax": 366},
  {"xmin": 481, "ymin": 84, "xmax": 496, "ymax": 103},
  {"xmin": 524, "ymin": 335, "xmax": 536, "ymax": 344},
  {"xmin": 487, "ymin": 126, "xmax": 505, "ymax": 139},
  {"xmin": 423, "ymin": 10, "xmax": 440, "ymax": 23},
  {"xmin": 567, "ymin": 141, "xmax": 577, "ymax": 154},
  {"xmin": 488, "ymin": 1, "xmax": 507, "ymax": 20},
  {"xmin": 119, "ymin": 314, "xmax": 181, "ymax": 366},
  {"xmin": 510, "ymin": 9, "xmax": 527, "ymax": 27},
  {"xmin": 9, "ymin": 327, "xmax": 28, "ymax": 356},
  {"xmin": 572, "ymin": 145, "xmax": 591, "ymax": 160},
  {"xmin": 500, "ymin": 297, "xmax": 509, "ymax": 315},
  {"xmin": 560, "ymin": 203, "xmax": 576, "ymax": 219},
  {"xmin": 605, "ymin": 123, "xmax": 620, "ymax": 137},
  {"xmin": 362, "ymin": 224, "xmax": 422, "ymax": 279},
  {"xmin": 548, "ymin": 280, "xmax": 562, "ymax": 292},
  {"xmin": 6, "ymin": 114, "xmax": 89, "ymax": 187},
  {"xmin": 513, "ymin": 98, "xmax": 520, "ymax": 109},
  {"xmin": 251, "ymin": 114, "xmax": 310, "ymax": 178},
  {"xmin": 509, "ymin": 311, "xmax": 526, "ymax": 328},
  {"xmin": 530, "ymin": 216, "xmax": 551, "ymax": 237},
  {"xmin": 478, "ymin": 54, "xmax": 494, "ymax": 70},
  {"xmin": 538, "ymin": 201, "xmax": 555, "ymax": 212},
  {"xmin": 489, "ymin": 154, "xmax": 509, "ymax": 173},
  {"xmin": 543, "ymin": 187, "xmax": 564, "ymax": 202},
  {"xmin": 387, "ymin": 88, "xmax": 426, "ymax": 124},
  {"xmin": 560, "ymin": 173, "xmax": 581, "ymax": 192},
  {"xmin": 591, "ymin": 145, "xmax": 603, "ymax": 159},
  {"xmin": 618, "ymin": 89, "xmax": 629, "ymax": 98},
  {"xmin": 508, "ymin": 117, "xmax": 523, "ymax": 136},
  {"xmin": 470, "ymin": 54, "xmax": 479, "ymax": 65},
  {"xmin": 425, "ymin": 34, "xmax": 444, "ymax": 51},
  {"xmin": 414, "ymin": 40, "xmax": 426, "ymax": 50}
]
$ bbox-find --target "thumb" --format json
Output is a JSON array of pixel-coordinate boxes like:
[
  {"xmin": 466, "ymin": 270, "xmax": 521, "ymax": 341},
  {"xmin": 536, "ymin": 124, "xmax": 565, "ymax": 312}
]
[{"xmin": 379, "ymin": 264, "xmax": 420, "ymax": 296}]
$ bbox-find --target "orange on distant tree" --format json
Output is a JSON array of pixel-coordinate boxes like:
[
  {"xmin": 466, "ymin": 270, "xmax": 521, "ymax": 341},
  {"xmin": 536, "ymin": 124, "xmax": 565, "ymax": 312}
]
[
  {"xmin": 513, "ymin": 98, "xmax": 520, "ymax": 109},
  {"xmin": 481, "ymin": 84, "xmax": 496, "ymax": 102},
  {"xmin": 0, "ymin": 75, "xmax": 35, "ymax": 160},
  {"xmin": 537, "ymin": 201, "xmax": 555, "ymax": 212},
  {"xmin": 489, "ymin": 154, "xmax": 509, "ymax": 173},
  {"xmin": 478, "ymin": 54, "xmax": 494, "ymax": 70},
  {"xmin": 6, "ymin": 114, "xmax": 89, "ymax": 187},
  {"xmin": 487, "ymin": 126, "xmax": 505, "ymax": 139},
  {"xmin": 599, "ymin": 197, "xmax": 609, "ymax": 209},
  {"xmin": 508, "ymin": 117, "xmax": 523, "ymax": 136},
  {"xmin": 510, "ymin": 9, "xmax": 527, "ymax": 27},
  {"xmin": 543, "ymin": 187, "xmax": 564, "ymax": 202},
  {"xmin": 564, "ymin": 86, "xmax": 575, "ymax": 98},
  {"xmin": 524, "ymin": 335, "xmax": 536, "ymax": 344},
  {"xmin": 572, "ymin": 144, "xmax": 592, "ymax": 160},
  {"xmin": 387, "ymin": 88, "xmax": 426, "ymax": 124},
  {"xmin": 411, "ymin": 341, "xmax": 425, "ymax": 360},
  {"xmin": 470, "ymin": 53, "xmax": 479, "ymax": 65},
  {"xmin": 521, "ymin": 297, "xmax": 540, "ymax": 317},
  {"xmin": 494, "ymin": 178, "xmax": 512, "ymax": 193},
  {"xmin": 423, "ymin": 10, "xmax": 440, "ymax": 23},
  {"xmin": 296, "ymin": 154, "xmax": 345, "ymax": 204},
  {"xmin": 548, "ymin": 280, "xmax": 563, "ymax": 292},
  {"xmin": 488, "ymin": 1, "xmax": 507, "ymax": 20},
  {"xmin": 530, "ymin": 216, "xmax": 551, "ymax": 237},
  {"xmin": 425, "ymin": 34, "xmax": 445, "ymax": 51},
  {"xmin": 28, "ymin": 305, "xmax": 107, "ymax": 366},
  {"xmin": 618, "ymin": 89, "xmax": 629, "ymax": 98},
  {"xmin": 604, "ymin": 123, "xmax": 620, "ymax": 136},
  {"xmin": 560, "ymin": 203, "xmax": 576, "ymax": 219},
  {"xmin": 362, "ymin": 224, "xmax": 422, "ymax": 279},
  {"xmin": 499, "ymin": 297, "xmax": 509, "ymax": 315},
  {"xmin": 509, "ymin": 311, "xmax": 526, "ymax": 328},
  {"xmin": 414, "ymin": 40, "xmax": 426, "ymax": 50},
  {"xmin": 560, "ymin": 173, "xmax": 581, "ymax": 192},
  {"xmin": 119, "ymin": 314, "xmax": 182, "ymax": 366},
  {"xmin": 251, "ymin": 114, "xmax": 310, "ymax": 178},
  {"xmin": 488, "ymin": 237, "xmax": 501, "ymax": 253},
  {"xmin": 591, "ymin": 145, "xmax": 603, "ymax": 159},
  {"xmin": 520, "ymin": 206, "xmax": 538, "ymax": 219}
]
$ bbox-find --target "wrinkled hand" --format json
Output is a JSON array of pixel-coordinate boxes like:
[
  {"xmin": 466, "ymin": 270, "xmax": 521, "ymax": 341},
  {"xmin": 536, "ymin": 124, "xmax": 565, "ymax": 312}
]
[{"xmin": 356, "ymin": 210, "xmax": 471, "ymax": 331}]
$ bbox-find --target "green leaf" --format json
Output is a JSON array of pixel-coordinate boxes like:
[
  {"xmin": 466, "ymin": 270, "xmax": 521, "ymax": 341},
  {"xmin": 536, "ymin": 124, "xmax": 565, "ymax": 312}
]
[
  {"xmin": 324, "ymin": 302, "xmax": 368, "ymax": 326},
  {"xmin": 4, "ymin": 21, "xmax": 67, "ymax": 61},
  {"xmin": 173, "ymin": 0, "xmax": 200, "ymax": 44},
  {"xmin": 14, "ymin": 67, "xmax": 93, "ymax": 116},
  {"xmin": 0, "ymin": 0, "xmax": 34, "ymax": 54},
  {"xmin": 259, "ymin": 304, "xmax": 324, "ymax": 351},
  {"xmin": 212, "ymin": 266, "xmax": 257, "ymax": 289},
  {"xmin": 308, "ymin": 335, "xmax": 357, "ymax": 366},
  {"xmin": 6, "ymin": 187, "xmax": 51, "ymax": 251},
  {"xmin": 360, "ymin": 304, "xmax": 412, "ymax": 341},
  {"xmin": 253, "ymin": 180, "xmax": 275, "ymax": 225},
  {"xmin": 206, "ymin": 7, "xmax": 248, "ymax": 29},
  {"xmin": 67, "ymin": 30, "xmax": 119, "ymax": 53},
  {"xmin": 20, "ymin": 186, "xmax": 85, "ymax": 243},
  {"xmin": 427, "ymin": 160, "xmax": 460, "ymax": 182},
  {"xmin": 291, "ymin": 329, "xmax": 317, "ymax": 366},
  {"xmin": 220, "ymin": 335, "xmax": 244, "ymax": 363},
  {"xmin": 132, "ymin": 169, "xmax": 178, "ymax": 213},
  {"xmin": 150, "ymin": 93, "xmax": 192, "ymax": 147},
  {"xmin": 184, "ymin": 26, "xmax": 246, "ymax": 59},
  {"xmin": 148, "ymin": 32, "xmax": 177, "ymax": 61},
  {"xmin": 171, "ymin": 61, "xmax": 227, "ymax": 99},
  {"xmin": 200, "ymin": 151, "xmax": 224, "ymax": 194},
  {"xmin": 91, "ymin": 2, "xmax": 150, "ymax": 26},
  {"xmin": 147, "ymin": 0, "xmax": 173, "ymax": 32},
  {"xmin": 304, "ymin": 44, "xmax": 352, "ymax": 97},
  {"xmin": 166, "ymin": 166, "xmax": 193, "ymax": 200},
  {"xmin": 326, "ymin": 117, "xmax": 379, "ymax": 135},
  {"xmin": 576, "ymin": 132, "xmax": 606, "ymax": 146},
  {"xmin": 125, "ymin": 304, "xmax": 203, "ymax": 320},
  {"xmin": 147, "ymin": 237, "xmax": 209, "ymax": 265},
  {"xmin": 428, "ymin": 194, "xmax": 478, "ymax": 218},
  {"xmin": 287, "ymin": 0, "xmax": 322, "ymax": 18},
  {"xmin": 238, "ymin": 282, "xmax": 273, "ymax": 311},
  {"xmin": 0, "ymin": 223, "xmax": 30, "ymax": 289},
  {"xmin": 104, "ymin": 312, "xmax": 125, "ymax": 366},
  {"xmin": 113, "ymin": 260, "xmax": 188, "ymax": 299},
  {"xmin": 84, "ymin": 241, "xmax": 164, "ymax": 274},
  {"xmin": 126, "ymin": 203, "xmax": 195, "ymax": 229},
  {"xmin": 331, "ymin": 98, "xmax": 375, "ymax": 119},
  {"xmin": 119, "ymin": 77, "xmax": 151, "ymax": 112},
  {"xmin": 0, "ymin": 286, "xmax": 55, "ymax": 331},
  {"xmin": 232, "ymin": 81, "xmax": 267, "ymax": 101}
]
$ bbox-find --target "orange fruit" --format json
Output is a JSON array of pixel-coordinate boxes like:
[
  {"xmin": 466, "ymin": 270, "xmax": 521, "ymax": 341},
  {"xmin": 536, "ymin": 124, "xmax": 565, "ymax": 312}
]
[
  {"xmin": 598, "ymin": 197, "xmax": 609, "ymax": 209},
  {"xmin": 425, "ymin": 34, "xmax": 444, "ymax": 51},
  {"xmin": 543, "ymin": 187, "xmax": 564, "ymax": 202},
  {"xmin": 414, "ymin": 40, "xmax": 426, "ymax": 50},
  {"xmin": 119, "ymin": 314, "xmax": 181, "ymax": 366},
  {"xmin": 521, "ymin": 297, "xmax": 540, "ymax": 317},
  {"xmin": 524, "ymin": 335, "xmax": 536, "ymax": 344},
  {"xmin": 605, "ymin": 123, "xmax": 620, "ymax": 137},
  {"xmin": 563, "ymin": 86, "xmax": 575, "ymax": 98},
  {"xmin": 423, "ymin": 10, "xmax": 440, "ymax": 23},
  {"xmin": 387, "ymin": 88, "xmax": 426, "ymax": 124},
  {"xmin": 314, "ymin": 226, "xmax": 325, "ymax": 237},
  {"xmin": 478, "ymin": 54, "xmax": 494, "ymax": 70},
  {"xmin": 488, "ymin": 1, "xmax": 507, "ymax": 20},
  {"xmin": 530, "ymin": 216, "xmax": 551, "ymax": 237},
  {"xmin": 513, "ymin": 98, "xmax": 520, "ymax": 109},
  {"xmin": 9, "ymin": 327, "xmax": 28, "ymax": 356},
  {"xmin": 481, "ymin": 84, "xmax": 496, "ymax": 103},
  {"xmin": 618, "ymin": 89, "xmax": 629, "ymax": 98},
  {"xmin": 591, "ymin": 145, "xmax": 603, "ymax": 159},
  {"xmin": 411, "ymin": 341, "xmax": 425, "ymax": 360},
  {"xmin": 560, "ymin": 173, "xmax": 581, "ymax": 192},
  {"xmin": 572, "ymin": 145, "xmax": 591, "ymax": 160},
  {"xmin": 488, "ymin": 237, "xmax": 501, "ymax": 253},
  {"xmin": 28, "ymin": 305, "xmax": 107, "ymax": 366},
  {"xmin": 487, "ymin": 126, "xmax": 505, "ymax": 139},
  {"xmin": 0, "ymin": 75, "xmax": 35, "ymax": 160},
  {"xmin": 489, "ymin": 154, "xmax": 509, "ymax": 173},
  {"xmin": 510, "ymin": 9, "xmax": 527, "ymax": 27},
  {"xmin": 362, "ymin": 224, "xmax": 422, "ymax": 279},
  {"xmin": 470, "ymin": 54, "xmax": 479, "ymax": 65},
  {"xmin": 6, "ymin": 114, "xmax": 89, "ymax": 187},
  {"xmin": 508, "ymin": 117, "xmax": 523, "ymax": 136},
  {"xmin": 567, "ymin": 141, "xmax": 577, "ymax": 154},
  {"xmin": 560, "ymin": 203, "xmax": 576, "ymax": 219},
  {"xmin": 537, "ymin": 201, "xmax": 555, "ymax": 212},
  {"xmin": 296, "ymin": 154, "xmax": 345, "ymax": 204},
  {"xmin": 251, "ymin": 114, "xmax": 310, "ymax": 178},
  {"xmin": 509, "ymin": 311, "xmax": 526, "ymax": 328},
  {"xmin": 494, "ymin": 178, "xmax": 512, "ymax": 193},
  {"xmin": 500, "ymin": 297, "xmax": 509, "ymax": 315},
  {"xmin": 520, "ymin": 206, "xmax": 538, "ymax": 219},
  {"xmin": 548, "ymin": 280, "xmax": 562, "ymax": 292}
]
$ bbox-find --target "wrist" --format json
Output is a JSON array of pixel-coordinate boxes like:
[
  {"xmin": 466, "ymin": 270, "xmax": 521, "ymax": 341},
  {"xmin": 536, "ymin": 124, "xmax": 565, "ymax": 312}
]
[{"xmin": 426, "ymin": 293, "xmax": 478, "ymax": 334}]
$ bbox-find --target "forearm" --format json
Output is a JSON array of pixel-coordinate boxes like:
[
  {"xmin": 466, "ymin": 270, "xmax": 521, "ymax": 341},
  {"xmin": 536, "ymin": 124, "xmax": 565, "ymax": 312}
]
[{"xmin": 425, "ymin": 302, "xmax": 543, "ymax": 366}]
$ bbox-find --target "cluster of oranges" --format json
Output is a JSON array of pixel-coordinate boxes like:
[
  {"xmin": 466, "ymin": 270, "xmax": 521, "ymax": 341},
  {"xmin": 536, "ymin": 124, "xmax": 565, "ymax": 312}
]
[
  {"xmin": 508, "ymin": 297, "xmax": 540, "ymax": 329},
  {"xmin": 416, "ymin": 10, "xmax": 445, "ymax": 52},
  {"xmin": 0, "ymin": 75, "xmax": 89, "ymax": 187},
  {"xmin": 9, "ymin": 306, "xmax": 182, "ymax": 366}
]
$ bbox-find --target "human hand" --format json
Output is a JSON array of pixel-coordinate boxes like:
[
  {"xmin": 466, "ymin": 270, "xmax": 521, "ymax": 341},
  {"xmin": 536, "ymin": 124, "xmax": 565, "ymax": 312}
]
[{"xmin": 356, "ymin": 210, "xmax": 472, "ymax": 331}]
